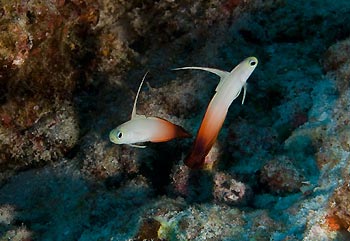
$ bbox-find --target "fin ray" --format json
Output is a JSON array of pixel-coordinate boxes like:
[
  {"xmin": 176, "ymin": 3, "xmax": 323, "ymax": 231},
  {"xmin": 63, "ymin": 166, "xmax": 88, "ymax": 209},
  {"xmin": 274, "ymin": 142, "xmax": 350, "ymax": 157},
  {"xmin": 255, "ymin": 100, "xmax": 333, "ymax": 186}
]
[
  {"xmin": 173, "ymin": 67, "xmax": 229, "ymax": 92},
  {"xmin": 131, "ymin": 71, "xmax": 148, "ymax": 119}
]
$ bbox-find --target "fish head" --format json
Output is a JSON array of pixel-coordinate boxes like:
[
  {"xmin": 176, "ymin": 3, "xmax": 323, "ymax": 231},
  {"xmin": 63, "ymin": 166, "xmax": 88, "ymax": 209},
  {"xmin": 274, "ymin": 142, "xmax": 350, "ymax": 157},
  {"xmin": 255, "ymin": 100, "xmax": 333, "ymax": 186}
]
[
  {"xmin": 109, "ymin": 126, "xmax": 127, "ymax": 144},
  {"xmin": 243, "ymin": 57, "xmax": 258, "ymax": 75},
  {"xmin": 246, "ymin": 56, "xmax": 258, "ymax": 68},
  {"xmin": 109, "ymin": 120, "xmax": 147, "ymax": 145},
  {"xmin": 229, "ymin": 56, "xmax": 258, "ymax": 86},
  {"xmin": 109, "ymin": 124, "xmax": 136, "ymax": 145}
]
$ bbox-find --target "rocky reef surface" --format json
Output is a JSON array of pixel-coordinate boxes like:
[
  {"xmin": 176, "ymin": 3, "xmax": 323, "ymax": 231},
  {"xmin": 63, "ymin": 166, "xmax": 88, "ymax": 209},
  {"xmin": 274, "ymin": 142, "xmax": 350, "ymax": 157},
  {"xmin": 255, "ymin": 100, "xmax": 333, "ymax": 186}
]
[{"xmin": 1, "ymin": 0, "xmax": 350, "ymax": 240}]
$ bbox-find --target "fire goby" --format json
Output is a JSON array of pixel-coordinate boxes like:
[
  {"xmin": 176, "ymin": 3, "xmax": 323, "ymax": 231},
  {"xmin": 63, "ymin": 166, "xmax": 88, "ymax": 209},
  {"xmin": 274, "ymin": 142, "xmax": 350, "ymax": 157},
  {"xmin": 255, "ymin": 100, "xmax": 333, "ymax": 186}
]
[{"xmin": 174, "ymin": 56, "xmax": 258, "ymax": 168}]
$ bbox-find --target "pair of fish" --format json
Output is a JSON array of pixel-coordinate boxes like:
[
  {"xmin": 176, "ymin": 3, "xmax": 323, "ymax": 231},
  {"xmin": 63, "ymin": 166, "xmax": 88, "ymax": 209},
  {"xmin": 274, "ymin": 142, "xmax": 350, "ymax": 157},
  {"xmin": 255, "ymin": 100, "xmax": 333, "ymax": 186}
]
[{"xmin": 109, "ymin": 57, "xmax": 258, "ymax": 169}]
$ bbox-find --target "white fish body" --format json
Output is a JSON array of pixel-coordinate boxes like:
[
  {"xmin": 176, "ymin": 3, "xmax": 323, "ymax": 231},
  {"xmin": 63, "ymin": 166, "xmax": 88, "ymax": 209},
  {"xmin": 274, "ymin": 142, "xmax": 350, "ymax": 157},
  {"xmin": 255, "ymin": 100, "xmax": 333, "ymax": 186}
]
[
  {"xmin": 173, "ymin": 56, "xmax": 258, "ymax": 168},
  {"xmin": 109, "ymin": 72, "xmax": 190, "ymax": 148}
]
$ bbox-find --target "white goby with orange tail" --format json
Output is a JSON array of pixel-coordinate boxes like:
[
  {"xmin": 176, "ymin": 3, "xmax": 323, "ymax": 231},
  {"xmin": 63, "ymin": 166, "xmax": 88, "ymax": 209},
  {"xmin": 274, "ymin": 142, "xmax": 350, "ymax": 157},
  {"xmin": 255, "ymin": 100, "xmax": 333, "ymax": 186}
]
[
  {"xmin": 174, "ymin": 56, "xmax": 258, "ymax": 168},
  {"xmin": 109, "ymin": 72, "xmax": 191, "ymax": 148}
]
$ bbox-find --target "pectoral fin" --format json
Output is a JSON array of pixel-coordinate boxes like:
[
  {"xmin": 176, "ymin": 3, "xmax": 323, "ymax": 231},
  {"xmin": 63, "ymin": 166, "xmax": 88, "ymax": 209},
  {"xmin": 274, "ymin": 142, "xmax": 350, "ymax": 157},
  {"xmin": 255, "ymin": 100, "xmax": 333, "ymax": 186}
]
[
  {"xmin": 128, "ymin": 143, "xmax": 147, "ymax": 148},
  {"xmin": 242, "ymin": 83, "xmax": 247, "ymax": 105}
]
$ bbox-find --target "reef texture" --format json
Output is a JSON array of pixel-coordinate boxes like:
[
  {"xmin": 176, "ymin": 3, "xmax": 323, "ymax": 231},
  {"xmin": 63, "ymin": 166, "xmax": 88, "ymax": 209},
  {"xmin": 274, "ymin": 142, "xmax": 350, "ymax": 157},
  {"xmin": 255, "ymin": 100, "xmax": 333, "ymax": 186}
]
[
  {"xmin": 0, "ymin": 0, "xmax": 98, "ymax": 182},
  {"xmin": 259, "ymin": 156, "xmax": 304, "ymax": 195},
  {"xmin": 1, "ymin": 0, "xmax": 350, "ymax": 240}
]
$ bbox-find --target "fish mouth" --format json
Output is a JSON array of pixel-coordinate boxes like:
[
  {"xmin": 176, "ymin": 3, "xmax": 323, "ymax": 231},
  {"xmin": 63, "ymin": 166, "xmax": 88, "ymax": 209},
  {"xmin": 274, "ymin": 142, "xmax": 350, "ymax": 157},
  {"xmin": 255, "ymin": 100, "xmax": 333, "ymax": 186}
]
[{"xmin": 109, "ymin": 130, "xmax": 119, "ymax": 144}]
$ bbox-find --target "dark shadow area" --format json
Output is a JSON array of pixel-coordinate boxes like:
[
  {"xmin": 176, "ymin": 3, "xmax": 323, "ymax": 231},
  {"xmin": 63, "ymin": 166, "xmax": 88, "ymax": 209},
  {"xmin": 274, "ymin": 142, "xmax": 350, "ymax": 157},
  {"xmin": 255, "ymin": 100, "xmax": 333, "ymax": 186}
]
[
  {"xmin": 184, "ymin": 170, "xmax": 214, "ymax": 204},
  {"xmin": 138, "ymin": 142, "xmax": 185, "ymax": 195},
  {"xmin": 0, "ymin": 165, "xmax": 153, "ymax": 240}
]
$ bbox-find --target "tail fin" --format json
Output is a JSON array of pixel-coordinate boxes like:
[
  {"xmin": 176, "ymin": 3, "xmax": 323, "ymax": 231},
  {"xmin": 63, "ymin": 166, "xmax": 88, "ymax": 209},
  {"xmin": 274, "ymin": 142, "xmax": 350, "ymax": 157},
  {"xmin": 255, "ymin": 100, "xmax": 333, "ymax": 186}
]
[
  {"xmin": 175, "ymin": 124, "xmax": 192, "ymax": 139},
  {"xmin": 148, "ymin": 117, "xmax": 191, "ymax": 142},
  {"xmin": 184, "ymin": 150, "xmax": 206, "ymax": 169}
]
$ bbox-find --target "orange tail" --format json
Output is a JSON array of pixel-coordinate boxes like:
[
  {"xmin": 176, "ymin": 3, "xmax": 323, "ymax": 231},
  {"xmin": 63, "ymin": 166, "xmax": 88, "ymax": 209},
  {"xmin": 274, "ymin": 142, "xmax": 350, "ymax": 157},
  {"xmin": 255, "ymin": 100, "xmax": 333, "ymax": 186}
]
[
  {"xmin": 150, "ymin": 117, "xmax": 191, "ymax": 142},
  {"xmin": 176, "ymin": 125, "xmax": 192, "ymax": 139},
  {"xmin": 170, "ymin": 122, "xmax": 192, "ymax": 139},
  {"xmin": 185, "ymin": 100, "xmax": 227, "ymax": 169}
]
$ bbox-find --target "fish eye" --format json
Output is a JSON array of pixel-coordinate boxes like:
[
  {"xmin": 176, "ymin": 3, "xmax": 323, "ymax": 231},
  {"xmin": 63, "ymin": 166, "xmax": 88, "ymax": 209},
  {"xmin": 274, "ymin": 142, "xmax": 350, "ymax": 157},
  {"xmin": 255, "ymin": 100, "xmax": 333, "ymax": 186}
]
[
  {"xmin": 249, "ymin": 59, "xmax": 257, "ymax": 67},
  {"xmin": 117, "ymin": 132, "xmax": 123, "ymax": 139}
]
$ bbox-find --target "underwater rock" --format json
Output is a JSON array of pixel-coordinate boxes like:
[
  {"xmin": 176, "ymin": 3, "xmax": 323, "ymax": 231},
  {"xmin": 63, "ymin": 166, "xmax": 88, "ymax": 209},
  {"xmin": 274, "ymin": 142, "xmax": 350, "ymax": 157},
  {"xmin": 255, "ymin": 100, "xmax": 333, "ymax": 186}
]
[
  {"xmin": 0, "ymin": 227, "xmax": 32, "ymax": 241},
  {"xmin": 213, "ymin": 172, "xmax": 252, "ymax": 205},
  {"xmin": 337, "ymin": 126, "xmax": 350, "ymax": 152},
  {"xmin": 166, "ymin": 204, "xmax": 245, "ymax": 240},
  {"xmin": 324, "ymin": 38, "xmax": 350, "ymax": 93},
  {"xmin": 137, "ymin": 77, "xmax": 200, "ymax": 124},
  {"xmin": 170, "ymin": 164, "xmax": 191, "ymax": 197},
  {"xmin": 0, "ymin": 0, "xmax": 98, "ymax": 99},
  {"xmin": 259, "ymin": 156, "xmax": 304, "ymax": 194},
  {"xmin": 140, "ymin": 198, "xmax": 245, "ymax": 241},
  {"xmin": 134, "ymin": 218, "xmax": 162, "ymax": 241},
  {"xmin": 327, "ymin": 181, "xmax": 350, "ymax": 231},
  {"xmin": 245, "ymin": 210, "xmax": 282, "ymax": 240},
  {"xmin": 315, "ymin": 143, "xmax": 343, "ymax": 170},
  {"xmin": 0, "ymin": 101, "xmax": 79, "ymax": 183},
  {"xmin": 0, "ymin": 204, "xmax": 15, "ymax": 225},
  {"xmin": 0, "ymin": 204, "xmax": 31, "ymax": 240},
  {"xmin": 95, "ymin": 0, "xmax": 246, "ymax": 85},
  {"xmin": 0, "ymin": 0, "xmax": 98, "ymax": 181},
  {"xmin": 0, "ymin": 164, "xmax": 154, "ymax": 240},
  {"xmin": 332, "ymin": 90, "xmax": 350, "ymax": 153},
  {"xmin": 79, "ymin": 137, "xmax": 139, "ymax": 181},
  {"xmin": 171, "ymin": 167, "xmax": 252, "ymax": 205},
  {"xmin": 324, "ymin": 38, "xmax": 350, "ymax": 72},
  {"xmin": 170, "ymin": 164, "xmax": 213, "ymax": 203}
]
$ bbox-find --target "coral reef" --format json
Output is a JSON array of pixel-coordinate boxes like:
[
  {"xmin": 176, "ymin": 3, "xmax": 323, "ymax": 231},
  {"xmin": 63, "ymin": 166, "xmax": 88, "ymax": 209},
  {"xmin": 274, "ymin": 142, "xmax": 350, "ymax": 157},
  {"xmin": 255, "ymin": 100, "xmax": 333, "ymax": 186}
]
[
  {"xmin": 0, "ymin": 0, "xmax": 98, "ymax": 97},
  {"xmin": 0, "ymin": 101, "xmax": 79, "ymax": 183},
  {"xmin": 1, "ymin": 0, "xmax": 350, "ymax": 240},
  {"xmin": 0, "ymin": 0, "xmax": 98, "ymax": 183}
]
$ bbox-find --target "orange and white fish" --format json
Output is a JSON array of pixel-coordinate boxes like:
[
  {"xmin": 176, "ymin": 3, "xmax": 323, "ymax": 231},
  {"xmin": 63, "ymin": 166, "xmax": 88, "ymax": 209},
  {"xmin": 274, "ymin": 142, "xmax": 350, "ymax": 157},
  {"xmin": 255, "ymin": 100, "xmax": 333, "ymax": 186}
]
[
  {"xmin": 109, "ymin": 72, "xmax": 191, "ymax": 148},
  {"xmin": 174, "ymin": 57, "xmax": 258, "ymax": 168}
]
